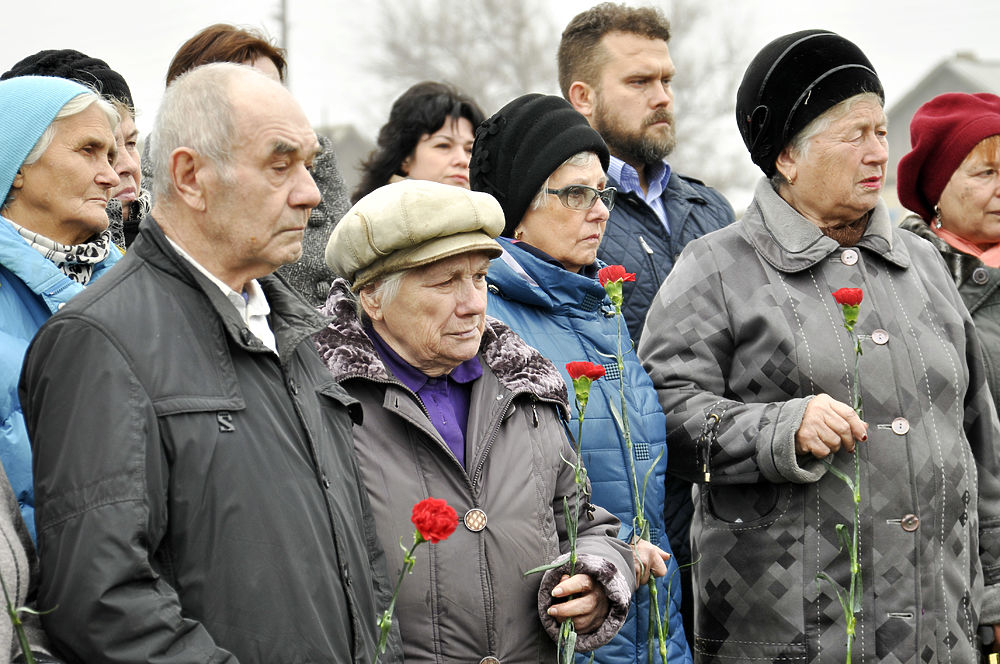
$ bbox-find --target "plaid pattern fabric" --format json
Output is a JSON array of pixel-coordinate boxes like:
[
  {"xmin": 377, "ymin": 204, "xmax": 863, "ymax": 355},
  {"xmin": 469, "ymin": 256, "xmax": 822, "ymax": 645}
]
[{"xmin": 639, "ymin": 179, "xmax": 1000, "ymax": 663}]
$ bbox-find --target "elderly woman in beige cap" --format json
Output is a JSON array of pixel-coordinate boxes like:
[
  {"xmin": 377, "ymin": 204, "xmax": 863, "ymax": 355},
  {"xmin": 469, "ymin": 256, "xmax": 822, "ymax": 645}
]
[{"xmin": 314, "ymin": 179, "xmax": 634, "ymax": 663}]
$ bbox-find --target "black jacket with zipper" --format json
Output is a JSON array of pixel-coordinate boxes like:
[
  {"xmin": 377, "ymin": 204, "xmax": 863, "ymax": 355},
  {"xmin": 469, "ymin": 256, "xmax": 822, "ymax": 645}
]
[{"xmin": 19, "ymin": 217, "xmax": 400, "ymax": 664}]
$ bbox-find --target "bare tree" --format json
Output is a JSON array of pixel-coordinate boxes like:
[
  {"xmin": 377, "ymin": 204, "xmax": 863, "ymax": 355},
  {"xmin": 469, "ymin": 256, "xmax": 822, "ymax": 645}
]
[
  {"xmin": 367, "ymin": 0, "xmax": 559, "ymax": 116},
  {"xmin": 659, "ymin": 0, "xmax": 758, "ymax": 205}
]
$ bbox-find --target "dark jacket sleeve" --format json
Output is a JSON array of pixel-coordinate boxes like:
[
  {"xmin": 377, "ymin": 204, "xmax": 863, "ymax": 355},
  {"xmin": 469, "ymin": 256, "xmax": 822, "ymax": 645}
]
[
  {"xmin": 964, "ymin": 309, "xmax": 1000, "ymax": 623},
  {"xmin": 19, "ymin": 316, "xmax": 236, "ymax": 664}
]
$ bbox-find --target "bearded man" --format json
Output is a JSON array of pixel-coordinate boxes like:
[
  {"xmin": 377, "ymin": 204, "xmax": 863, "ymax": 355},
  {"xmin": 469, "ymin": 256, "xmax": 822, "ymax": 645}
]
[
  {"xmin": 559, "ymin": 3, "xmax": 735, "ymax": 650},
  {"xmin": 559, "ymin": 2, "xmax": 735, "ymax": 346}
]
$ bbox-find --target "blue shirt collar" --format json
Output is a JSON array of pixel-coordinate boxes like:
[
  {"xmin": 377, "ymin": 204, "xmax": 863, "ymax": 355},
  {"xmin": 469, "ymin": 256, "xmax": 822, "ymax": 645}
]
[{"xmin": 608, "ymin": 155, "xmax": 672, "ymax": 198}]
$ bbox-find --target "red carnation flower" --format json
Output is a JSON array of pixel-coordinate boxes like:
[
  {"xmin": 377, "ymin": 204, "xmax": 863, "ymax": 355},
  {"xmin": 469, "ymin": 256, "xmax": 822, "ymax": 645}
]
[
  {"xmin": 566, "ymin": 361, "xmax": 606, "ymax": 381},
  {"xmin": 598, "ymin": 265, "xmax": 636, "ymax": 287},
  {"xmin": 832, "ymin": 288, "xmax": 863, "ymax": 307},
  {"xmin": 411, "ymin": 497, "xmax": 458, "ymax": 544}
]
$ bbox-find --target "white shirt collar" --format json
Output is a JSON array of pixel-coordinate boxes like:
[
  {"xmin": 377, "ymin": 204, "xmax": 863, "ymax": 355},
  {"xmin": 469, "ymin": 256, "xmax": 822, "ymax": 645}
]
[{"xmin": 166, "ymin": 237, "xmax": 278, "ymax": 354}]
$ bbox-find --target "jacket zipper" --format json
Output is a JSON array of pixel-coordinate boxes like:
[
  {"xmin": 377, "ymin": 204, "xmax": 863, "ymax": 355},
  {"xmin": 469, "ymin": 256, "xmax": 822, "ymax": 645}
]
[{"xmin": 638, "ymin": 235, "xmax": 663, "ymax": 286}]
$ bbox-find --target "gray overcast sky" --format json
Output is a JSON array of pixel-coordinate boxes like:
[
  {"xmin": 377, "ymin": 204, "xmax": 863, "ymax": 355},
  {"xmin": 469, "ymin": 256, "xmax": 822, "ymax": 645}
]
[{"xmin": 5, "ymin": 1, "xmax": 998, "ymax": 144}]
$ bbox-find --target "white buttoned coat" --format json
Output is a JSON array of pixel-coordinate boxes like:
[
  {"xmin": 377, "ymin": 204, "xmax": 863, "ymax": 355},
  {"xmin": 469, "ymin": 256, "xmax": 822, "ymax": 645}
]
[{"xmin": 638, "ymin": 179, "xmax": 1000, "ymax": 663}]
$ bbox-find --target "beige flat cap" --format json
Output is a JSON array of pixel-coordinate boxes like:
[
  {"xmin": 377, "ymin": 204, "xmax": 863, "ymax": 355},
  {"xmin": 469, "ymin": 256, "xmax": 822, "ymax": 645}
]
[{"xmin": 326, "ymin": 179, "xmax": 505, "ymax": 291}]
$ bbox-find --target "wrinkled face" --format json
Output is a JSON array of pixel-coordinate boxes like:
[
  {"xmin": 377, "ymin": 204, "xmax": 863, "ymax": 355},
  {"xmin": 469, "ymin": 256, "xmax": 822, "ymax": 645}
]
[
  {"xmin": 203, "ymin": 81, "xmax": 322, "ymax": 281},
  {"xmin": 516, "ymin": 156, "xmax": 609, "ymax": 273},
  {"xmin": 777, "ymin": 98, "xmax": 888, "ymax": 228},
  {"xmin": 364, "ymin": 252, "xmax": 491, "ymax": 377},
  {"xmin": 937, "ymin": 139, "xmax": 1000, "ymax": 246},
  {"xmin": 591, "ymin": 31, "xmax": 676, "ymax": 167},
  {"xmin": 110, "ymin": 113, "xmax": 141, "ymax": 214},
  {"xmin": 402, "ymin": 116, "xmax": 475, "ymax": 188},
  {"xmin": 8, "ymin": 104, "xmax": 119, "ymax": 245}
]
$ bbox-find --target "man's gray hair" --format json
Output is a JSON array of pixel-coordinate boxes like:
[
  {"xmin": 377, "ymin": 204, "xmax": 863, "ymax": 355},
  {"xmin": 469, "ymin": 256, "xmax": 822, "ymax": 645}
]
[
  {"xmin": 149, "ymin": 62, "xmax": 243, "ymax": 201},
  {"xmin": 3, "ymin": 91, "xmax": 118, "ymax": 210}
]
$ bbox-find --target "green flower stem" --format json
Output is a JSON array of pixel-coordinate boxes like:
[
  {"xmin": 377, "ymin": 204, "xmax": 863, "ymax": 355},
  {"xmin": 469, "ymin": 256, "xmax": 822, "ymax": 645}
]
[
  {"xmin": 0, "ymin": 572, "xmax": 34, "ymax": 664},
  {"xmin": 613, "ymin": 308, "xmax": 645, "ymax": 537},
  {"xmin": 373, "ymin": 533, "xmax": 425, "ymax": 664},
  {"xmin": 819, "ymin": 304, "xmax": 864, "ymax": 664},
  {"xmin": 610, "ymin": 300, "xmax": 664, "ymax": 660}
]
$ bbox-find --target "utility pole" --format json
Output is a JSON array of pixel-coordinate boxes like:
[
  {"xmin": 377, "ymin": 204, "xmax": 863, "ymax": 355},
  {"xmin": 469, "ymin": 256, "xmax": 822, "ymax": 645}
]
[{"xmin": 275, "ymin": 0, "xmax": 289, "ymax": 87}]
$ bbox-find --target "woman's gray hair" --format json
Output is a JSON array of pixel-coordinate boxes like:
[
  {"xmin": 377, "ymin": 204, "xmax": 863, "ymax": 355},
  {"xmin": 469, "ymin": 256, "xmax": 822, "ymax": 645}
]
[
  {"xmin": 149, "ymin": 63, "xmax": 241, "ymax": 201},
  {"xmin": 529, "ymin": 151, "xmax": 598, "ymax": 211},
  {"xmin": 771, "ymin": 91, "xmax": 884, "ymax": 188},
  {"xmin": 3, "ymin": 91, "xmax": 119, "ymax": 210},
  {"xmin": 356, "ymin": 269, "xmax": 406, "ymax": 324}
]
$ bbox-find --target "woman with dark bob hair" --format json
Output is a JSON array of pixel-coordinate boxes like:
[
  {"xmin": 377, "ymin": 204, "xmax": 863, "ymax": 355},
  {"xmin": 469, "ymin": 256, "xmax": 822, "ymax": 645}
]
[{"xmin": 352, "ymin": 81, "xmax": 484, "ymax": 203}]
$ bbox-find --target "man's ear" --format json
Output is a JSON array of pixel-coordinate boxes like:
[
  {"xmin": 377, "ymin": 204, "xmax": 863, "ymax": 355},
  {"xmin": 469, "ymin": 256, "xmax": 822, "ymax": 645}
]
[
  {"xmin": 170, "ymin": 147, "xmax": 208, "ymax": 212},
  {"xmin": 10, "ymin": 169, "xmax": 24, "ymax": 192},
  {"xmin": 568, "ymin": 81, "xmax": 596, "ymax": 120}
]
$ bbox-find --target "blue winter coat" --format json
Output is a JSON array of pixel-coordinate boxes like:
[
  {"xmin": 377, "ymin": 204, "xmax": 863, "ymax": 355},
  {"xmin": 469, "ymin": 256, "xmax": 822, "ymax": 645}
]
[
  {"xmin": 486, "ymin": 238, "xmax": 691, "ymax": 664},
  {"xmin": 0, "ymin": 218, "xmax": 121, "ymax": 541}
]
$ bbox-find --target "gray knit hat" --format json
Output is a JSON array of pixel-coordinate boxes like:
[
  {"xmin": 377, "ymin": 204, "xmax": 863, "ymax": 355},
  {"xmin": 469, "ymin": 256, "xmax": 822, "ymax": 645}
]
[{"xmin": 0, "ymin": 75, "xmax": 91, "ymax": 203}]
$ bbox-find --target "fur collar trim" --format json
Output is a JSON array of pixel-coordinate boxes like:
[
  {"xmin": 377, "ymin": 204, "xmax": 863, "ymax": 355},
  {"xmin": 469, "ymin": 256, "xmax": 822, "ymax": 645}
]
[{"xmin": 315, "ymin": 279, "xmax": 569, "ymax": 415}]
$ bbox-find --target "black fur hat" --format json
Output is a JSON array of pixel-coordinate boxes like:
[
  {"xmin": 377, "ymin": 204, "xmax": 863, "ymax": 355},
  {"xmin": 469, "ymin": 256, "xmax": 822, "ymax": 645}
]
[{"xmin": 2, "ymin": 49, "xmax": 133, "ymax": 109}]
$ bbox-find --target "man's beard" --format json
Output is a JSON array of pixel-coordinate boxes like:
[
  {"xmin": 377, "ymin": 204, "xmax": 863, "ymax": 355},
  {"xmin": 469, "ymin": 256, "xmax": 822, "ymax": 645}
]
[{"xmin": 593, "ymin": 101, "xmax": 676, "ymax": 167}]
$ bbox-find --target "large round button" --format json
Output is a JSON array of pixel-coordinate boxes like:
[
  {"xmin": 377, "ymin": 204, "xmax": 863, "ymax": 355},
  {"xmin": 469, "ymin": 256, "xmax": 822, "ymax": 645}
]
[
  {"xmin": 841, "ymin": 249, "xmax": 859, "ymax": 265},
  {"xmin": 871, "ymin": 329, "xmax": 889, "ymax": 345},
  {"xmin": 480, "ymin": 657, "xmax": 501, "ymax": 664},
  {"xmin": 464, "ymin": 508, "xmax": 488, "ymax": 532},
  {"xmin": 891, "ymin": 417, "xmax": 910, "ymax": 435},
  {"xmin": 901, "ymin": 514, "xmax": 920, "ymax": 532},
  {"xmin": 973, "ymin": 267, "xmax": 989, "ymax": 285}
]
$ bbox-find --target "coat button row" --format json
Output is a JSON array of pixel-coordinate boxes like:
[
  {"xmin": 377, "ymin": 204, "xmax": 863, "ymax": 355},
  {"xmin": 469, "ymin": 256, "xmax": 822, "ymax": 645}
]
[
  {"xmin": 871, "ymin": 329, "xmax": 889, "ymax": 345},
  {"xmin": 480, "ymin": 657, "xmax": 501, "ymax": 664},
  {"xmin": 901, "ymin": 514, "xmax": 920, "ymax": 532},
  {"xmin": 891, "ymin": 418, "xmax": 909, "ymax": 435},
  {"xmin": 973, "ymin": 267, "xmax": 989, "ymax": 285},
  {"xmin": 841, "ymin": 249, "xmax": 859, "ymax": 265}
]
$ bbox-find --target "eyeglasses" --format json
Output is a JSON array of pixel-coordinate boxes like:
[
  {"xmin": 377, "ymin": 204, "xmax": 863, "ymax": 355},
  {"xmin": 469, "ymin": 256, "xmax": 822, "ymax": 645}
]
[{"xmin": 545, "ymin": 185, "xmax": 616, "ymax": 211}]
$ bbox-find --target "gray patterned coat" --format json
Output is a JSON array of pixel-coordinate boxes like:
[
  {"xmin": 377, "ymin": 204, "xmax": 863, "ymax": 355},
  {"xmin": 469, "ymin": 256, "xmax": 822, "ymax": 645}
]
[{"xmin": 638, "ymin": 179, "xmax": 1000, "ymax": 663}]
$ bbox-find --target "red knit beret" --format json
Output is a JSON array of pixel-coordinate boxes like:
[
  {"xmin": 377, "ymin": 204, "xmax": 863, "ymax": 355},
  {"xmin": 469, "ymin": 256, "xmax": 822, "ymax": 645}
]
[{"xmin": 897, "ymin": 92, "xmax": 1000, "ymax": 221}]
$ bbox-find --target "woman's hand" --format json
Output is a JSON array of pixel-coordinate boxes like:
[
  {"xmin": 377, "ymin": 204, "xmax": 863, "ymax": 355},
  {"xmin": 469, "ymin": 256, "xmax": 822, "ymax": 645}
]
[
  {"xmin": 547, "ymin": 573, "xmax": 610, "ymax": 633},
  {"xmin": 795, "ymin": 393, "xmax": 868, "ymax": 458},
  {"xmin": 632, "ymin": 539, "xmax": 670, "ymax": 585}
]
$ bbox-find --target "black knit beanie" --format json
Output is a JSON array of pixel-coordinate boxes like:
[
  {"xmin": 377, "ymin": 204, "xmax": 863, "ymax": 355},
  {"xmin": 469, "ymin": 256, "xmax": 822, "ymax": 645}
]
[
  {"xmin": 470, "ymin": 93, "xmax": 609, "ymax": 237},
  {"xmin": 736, "ymin": 30, "xmax": 883, "ymax": 177},
  {"xmin": 1, "ymin": 49, "xmax": 134, "ymax": 109}
]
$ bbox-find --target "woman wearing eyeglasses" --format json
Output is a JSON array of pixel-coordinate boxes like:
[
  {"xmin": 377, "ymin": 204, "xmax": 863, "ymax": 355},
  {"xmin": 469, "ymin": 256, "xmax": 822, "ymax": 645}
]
[{"xmin": 471, "ymin": 93, "xmax": 692, "ymax": 664}]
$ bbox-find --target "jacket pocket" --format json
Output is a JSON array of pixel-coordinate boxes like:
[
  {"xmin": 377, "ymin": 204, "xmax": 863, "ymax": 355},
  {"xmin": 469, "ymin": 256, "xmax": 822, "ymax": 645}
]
[
  {"xmin": 702, "ymin": 481, "xmax": 791, "ymax": 528},
  {"xmin": 316, "ymin": 382, "xmax": 362, "ymax": 425}
]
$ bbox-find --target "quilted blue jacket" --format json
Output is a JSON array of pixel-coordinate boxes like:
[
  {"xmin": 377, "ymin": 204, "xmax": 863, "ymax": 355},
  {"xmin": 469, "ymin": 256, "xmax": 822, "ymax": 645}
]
[
  {"xmin": 486, "ymin": 238, "xmax": 691, "ymax": 664},
  {"xmin": 598, "ymin": 170, "xmax": 733, "ymax": 582},
  {"xmin": 0, "ymin": 218, "xmax": 121, "ymax": 541}
]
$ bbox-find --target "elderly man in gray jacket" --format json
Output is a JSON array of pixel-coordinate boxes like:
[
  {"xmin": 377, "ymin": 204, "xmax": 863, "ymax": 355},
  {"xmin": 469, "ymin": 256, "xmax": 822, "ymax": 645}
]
[{"xmin": 19, "ymin": 63, "xmax": 399, "ymax": 663}]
